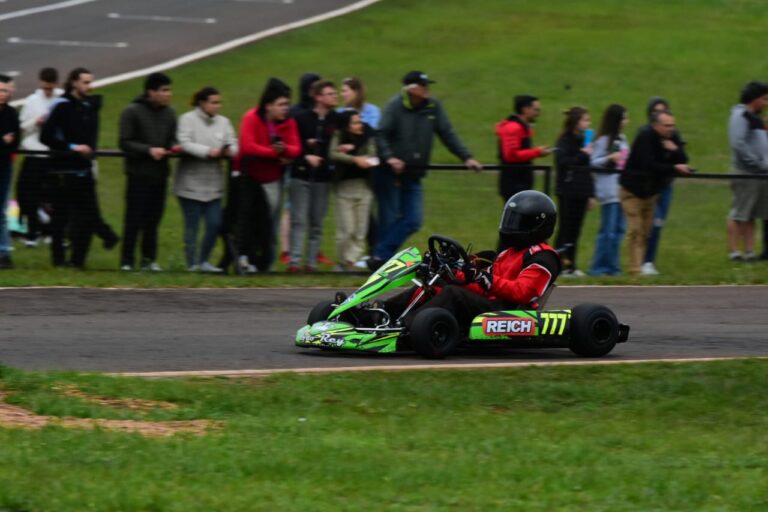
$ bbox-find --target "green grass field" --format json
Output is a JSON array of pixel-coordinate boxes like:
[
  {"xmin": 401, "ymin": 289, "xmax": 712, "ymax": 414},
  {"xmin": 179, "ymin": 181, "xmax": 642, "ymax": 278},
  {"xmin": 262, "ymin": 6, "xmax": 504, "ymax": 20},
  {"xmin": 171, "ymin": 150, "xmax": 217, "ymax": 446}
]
[
  {"xmin": 1, "ymin": 359, "xmax": 766, "ymax": 511},
  {"xmin": 4, "ymin": 0, "xmax": 768, "ymax": 286}
]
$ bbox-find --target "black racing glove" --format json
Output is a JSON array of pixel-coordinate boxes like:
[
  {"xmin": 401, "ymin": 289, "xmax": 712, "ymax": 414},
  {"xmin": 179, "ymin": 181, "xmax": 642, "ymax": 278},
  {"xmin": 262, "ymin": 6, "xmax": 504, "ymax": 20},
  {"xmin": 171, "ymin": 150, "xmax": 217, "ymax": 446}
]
[{"xmin": 466, "ymin": 266, "xmax": 493, "ymax": 291}]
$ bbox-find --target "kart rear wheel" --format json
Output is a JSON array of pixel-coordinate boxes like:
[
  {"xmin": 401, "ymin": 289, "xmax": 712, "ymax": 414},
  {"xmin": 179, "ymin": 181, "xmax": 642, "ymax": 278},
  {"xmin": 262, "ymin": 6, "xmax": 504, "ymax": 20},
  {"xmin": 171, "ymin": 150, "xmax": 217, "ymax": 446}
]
[
  {"xmin": 409, "ymin": 307, "xmax": 460, "ymax": 358},
  {"xmin": 569, "ymin": 303, "xmax": 619, "ymax": 357},
  {"xmin": 307, "ymin": 301, "xmax": 335, "ymax": 325}
]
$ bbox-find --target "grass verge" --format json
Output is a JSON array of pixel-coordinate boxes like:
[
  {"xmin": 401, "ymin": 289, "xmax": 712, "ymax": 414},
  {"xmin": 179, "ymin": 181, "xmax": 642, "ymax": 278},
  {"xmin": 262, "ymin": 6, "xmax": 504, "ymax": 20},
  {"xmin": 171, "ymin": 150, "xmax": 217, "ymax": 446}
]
[{"xmin": 0, "ymin": 359, "xmax": 766, "ymax": 510}]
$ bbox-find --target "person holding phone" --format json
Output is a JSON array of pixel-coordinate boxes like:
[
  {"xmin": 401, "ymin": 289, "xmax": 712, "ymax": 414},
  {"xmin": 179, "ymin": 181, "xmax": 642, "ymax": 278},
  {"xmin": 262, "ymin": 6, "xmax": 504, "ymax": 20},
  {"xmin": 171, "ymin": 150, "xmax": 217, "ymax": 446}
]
[
  {"xmin": 175, "ymin": 86, "xmax": 238, "ymax": 272},
  {"xmin": 236, "ymin": 78, "xmax": 301, "ymax": 272},
  {"xmin": 553, "ymin": 106, "xmax": 595, "ymax": 277}
]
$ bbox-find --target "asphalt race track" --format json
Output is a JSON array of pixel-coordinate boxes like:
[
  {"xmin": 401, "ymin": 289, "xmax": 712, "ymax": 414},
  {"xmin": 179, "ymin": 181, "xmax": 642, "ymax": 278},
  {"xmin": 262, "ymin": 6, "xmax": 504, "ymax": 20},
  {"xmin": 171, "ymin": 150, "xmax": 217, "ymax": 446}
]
[
  {"xmin": 1, "ymin": 0, "xmax": 369, "ymax": 96},
  {"xmin": 0, "ymin": 286, "xmax": 766, "ymax": 373}
]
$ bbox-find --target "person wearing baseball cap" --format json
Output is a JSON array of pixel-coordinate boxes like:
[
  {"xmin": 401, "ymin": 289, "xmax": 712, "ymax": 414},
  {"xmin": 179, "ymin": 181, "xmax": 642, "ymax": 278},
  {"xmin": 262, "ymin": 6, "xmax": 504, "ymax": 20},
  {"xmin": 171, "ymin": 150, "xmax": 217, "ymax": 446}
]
[{"xmin": 368, "ymin": 70, "xmax": 482, "ymax": 270}]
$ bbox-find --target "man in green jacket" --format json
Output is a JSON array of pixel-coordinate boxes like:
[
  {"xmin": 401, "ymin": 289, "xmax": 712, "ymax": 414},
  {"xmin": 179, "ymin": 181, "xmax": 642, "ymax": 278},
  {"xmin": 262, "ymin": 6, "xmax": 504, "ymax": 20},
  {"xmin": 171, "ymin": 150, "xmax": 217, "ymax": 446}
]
[
  {"xmin": 118, "ymin": 72, "xmax": 179, "ymax": 271},
  {"xmin": 370, "ymin": 71, "xmax": 481, "ymax": 269}
]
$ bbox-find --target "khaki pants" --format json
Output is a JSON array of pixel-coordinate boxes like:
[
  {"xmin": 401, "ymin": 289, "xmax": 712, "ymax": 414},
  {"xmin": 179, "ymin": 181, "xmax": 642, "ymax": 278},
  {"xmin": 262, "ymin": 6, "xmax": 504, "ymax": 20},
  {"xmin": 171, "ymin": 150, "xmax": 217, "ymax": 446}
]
[
  {"xmin": 620, "ymin": 187, "xmax": 658, "ymax": 275},
  {"xmin": 335, "ymin": 178, "xmax": 373, "ymax": 266}
]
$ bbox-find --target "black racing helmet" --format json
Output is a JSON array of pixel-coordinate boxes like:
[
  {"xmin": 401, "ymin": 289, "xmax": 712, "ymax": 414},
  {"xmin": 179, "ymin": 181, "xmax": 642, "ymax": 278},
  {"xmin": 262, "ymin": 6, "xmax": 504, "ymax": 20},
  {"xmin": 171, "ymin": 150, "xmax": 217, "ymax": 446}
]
[{"xmin": 499, "ymin": 190, "xmax": 557, "ymax": 249}]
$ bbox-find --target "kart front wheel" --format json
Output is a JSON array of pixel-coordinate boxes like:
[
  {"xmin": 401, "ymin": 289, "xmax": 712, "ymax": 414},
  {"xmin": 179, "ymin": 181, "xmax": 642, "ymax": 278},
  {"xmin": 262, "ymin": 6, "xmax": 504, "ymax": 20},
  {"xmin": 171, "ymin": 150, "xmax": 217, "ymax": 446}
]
[
  {"xmin": 569, "ymin": 303, "xmax": 619, "ymax": 357},
  {"xmin": 307, "ymin": 301, "xmax": 335, "ymax": 325},
  {"xmin": 409, "ymin": 307, "xmax": 460, "ymax": 358}
]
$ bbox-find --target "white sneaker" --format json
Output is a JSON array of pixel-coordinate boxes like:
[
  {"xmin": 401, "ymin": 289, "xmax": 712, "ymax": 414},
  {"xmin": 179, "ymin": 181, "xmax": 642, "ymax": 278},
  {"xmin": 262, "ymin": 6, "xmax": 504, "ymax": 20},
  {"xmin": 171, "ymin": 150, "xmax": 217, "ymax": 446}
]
[
  {"xmin": 640, "ymin": 262, "xmax": 659, "ymax": 276},
  {"xmin": 238, "ymin": 255, "xmax": 257, "ymax": 273},
  {"xmin": 353, "ymin": 256, "xmax": 370, "ymax": 269},
  {"xmin": 561, "ymin": 269, "xmax": 585, "ymax": 278},
  {"xmin": 141, "ymin": 262, "xmax": 163, "ymax": 272},
  {"xmin": 199, "ymin": 261, "xmax": 223, "ymax": 273},
  {"xmin": 187, "ymin": 265, "xmax": 200, "ymax": 272},
  {"xmin": 24, "ymin": 239, "xmax": 39, "ymax": 248},
  {"xmin": 120, "ymin": 264, "xmax": 133, "ymax": 271}
]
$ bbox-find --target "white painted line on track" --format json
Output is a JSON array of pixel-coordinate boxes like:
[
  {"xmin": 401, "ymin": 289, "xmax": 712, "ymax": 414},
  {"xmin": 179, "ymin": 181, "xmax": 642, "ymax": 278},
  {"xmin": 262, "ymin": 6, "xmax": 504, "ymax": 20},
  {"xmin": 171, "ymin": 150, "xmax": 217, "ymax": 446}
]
[
  {"xmin": 90, "ymin": 0, "xmax": 381, "ymax": 89},
  {"xmin": 233, "ymin": 0, "xmax": 294, "ymax": 3},
  {"xmin": 0, "ymin": 0, "xmax": 99, "ymax": 22},
  {"xmin": 107, "ymin": 13, "xmax": 217, "ymax": 24},
  {"xmin": 7, "ymin": 36, "xmax": 128, "ymax": 48},
  {"xmin": 116, "ymin": 356, "xmax": 768, "ymax": 378}
]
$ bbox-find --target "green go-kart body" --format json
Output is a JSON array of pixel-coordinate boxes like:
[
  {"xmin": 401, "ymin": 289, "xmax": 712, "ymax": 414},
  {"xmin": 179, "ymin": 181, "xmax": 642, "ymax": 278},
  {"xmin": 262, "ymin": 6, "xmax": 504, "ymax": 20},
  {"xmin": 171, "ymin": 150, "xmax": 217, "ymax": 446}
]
[{"xmin": 296, "ymin": 238, "xmax": 629, "ymax": 358}]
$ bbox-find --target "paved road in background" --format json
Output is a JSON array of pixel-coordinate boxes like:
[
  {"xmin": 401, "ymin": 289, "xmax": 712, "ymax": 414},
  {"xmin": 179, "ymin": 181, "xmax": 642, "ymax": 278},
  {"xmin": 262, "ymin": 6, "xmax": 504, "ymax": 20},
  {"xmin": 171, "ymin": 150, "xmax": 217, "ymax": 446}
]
[
  {"xmin": 1, "ymin": 0, "xmax": 368, "ymax": 96},
  {"xmin": 1, "ymin": 286, "xmax": 766, "ymax": 373}
]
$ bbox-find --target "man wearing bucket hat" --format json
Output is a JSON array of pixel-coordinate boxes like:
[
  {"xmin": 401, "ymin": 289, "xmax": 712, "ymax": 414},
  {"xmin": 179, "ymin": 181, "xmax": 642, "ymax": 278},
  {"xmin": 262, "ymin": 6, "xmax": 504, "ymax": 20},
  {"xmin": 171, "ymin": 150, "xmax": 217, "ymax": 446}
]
[{"xmin": 370, "ymin": 70, "xmax": 482, "ymax": 270}]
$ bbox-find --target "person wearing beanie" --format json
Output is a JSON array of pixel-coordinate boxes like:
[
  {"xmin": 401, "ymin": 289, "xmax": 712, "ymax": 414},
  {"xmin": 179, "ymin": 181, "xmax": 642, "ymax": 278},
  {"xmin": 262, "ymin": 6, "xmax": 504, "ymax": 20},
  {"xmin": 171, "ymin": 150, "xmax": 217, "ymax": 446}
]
[
  {"xmin": 235, "ymin": 77, "xmax": 301, "ymax": 272},
  {"xmin": 118, "ymin": 72, "xmax": 179, "ymax": 271}
]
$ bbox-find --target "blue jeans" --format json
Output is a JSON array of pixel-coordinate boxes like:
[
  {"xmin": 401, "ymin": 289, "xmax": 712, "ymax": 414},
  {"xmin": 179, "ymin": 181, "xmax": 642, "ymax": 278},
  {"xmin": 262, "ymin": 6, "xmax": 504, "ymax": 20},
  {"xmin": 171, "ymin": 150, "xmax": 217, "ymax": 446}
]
[
  {"xmin": 374, "ymin": 167, "xmax": 399, "ymax": 239},
  {"xmin": 0, "ymin": 159, "xmax": 12, "ymax": 256},
  {"xmin": 589, "ymin": 202, "xmax": 625, "ymax": 276},
  {"xmin": 644, "ymin": 183, "xmax": 673, "ymax": 264},
  {"xmin": 374, "ymin": 174, "xmax": 423, "ymax": 261},
  {"xmin": 178, "ymin": 196, "xmax": 222, "ymax": 267}
]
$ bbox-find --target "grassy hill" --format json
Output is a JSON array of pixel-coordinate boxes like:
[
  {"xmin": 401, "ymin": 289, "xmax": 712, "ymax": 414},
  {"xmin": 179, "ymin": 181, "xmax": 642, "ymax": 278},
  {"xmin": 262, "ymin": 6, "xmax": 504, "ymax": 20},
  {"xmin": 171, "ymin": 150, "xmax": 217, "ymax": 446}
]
[{"xmin": 5, "ymin": 0, "xmax": 768, "ymax": 284}]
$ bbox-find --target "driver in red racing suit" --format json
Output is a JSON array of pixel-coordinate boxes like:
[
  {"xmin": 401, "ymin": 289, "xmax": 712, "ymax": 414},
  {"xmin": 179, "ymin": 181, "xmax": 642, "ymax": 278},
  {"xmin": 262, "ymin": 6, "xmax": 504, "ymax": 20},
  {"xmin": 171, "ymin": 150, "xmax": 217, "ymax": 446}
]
[{"xmin": 383, "ymin": 190, "xmax": 561, "ymax": 331}]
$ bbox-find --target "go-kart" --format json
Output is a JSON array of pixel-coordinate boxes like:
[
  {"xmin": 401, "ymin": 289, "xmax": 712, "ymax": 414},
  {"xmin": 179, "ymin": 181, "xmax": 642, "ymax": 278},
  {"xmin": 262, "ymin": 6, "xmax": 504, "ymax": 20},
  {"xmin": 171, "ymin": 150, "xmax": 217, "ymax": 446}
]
[{"xmin": 296, "ymin": 235, "xmax": 629, "ymax": 358}]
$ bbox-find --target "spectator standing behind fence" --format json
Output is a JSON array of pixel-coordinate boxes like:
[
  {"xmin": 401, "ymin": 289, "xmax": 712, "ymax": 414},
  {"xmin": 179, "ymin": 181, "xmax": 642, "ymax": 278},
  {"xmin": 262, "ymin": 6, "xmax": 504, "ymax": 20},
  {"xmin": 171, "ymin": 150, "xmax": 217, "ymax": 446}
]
[
  {"xmin": 330, "ymin": 110, "xmax": 377, "ymax": 271},
  {"xmin": 369, "ymin": 71, "xmax": 482, "ymax": 270},
  {"xmin": 640, "ymin": 97, "xmax": 687, "ymax": 276},
  {"xmin": 553, "ymin": 107, "xmax": 594, "ymax": 277},
  {"xmin": 620, "ymin": 111, "xmax": 690, "ymax": 276},
  {"xmin": 174, "ymin": 87, "xmax": 238, "ymax": 273},
  {"xmin": 726, "ymin": 81, "xmax": 768, "ymax": 262},
  {"xmin": 496, "ymin": 95, "xmax": 551, "ymax": 202},
  {"xmin": 119, "ymin": 73, "xmax": 178, "ymax": 272},
  {"xmin": 17, "ymin": 68, "xmax": 62, "ymax": 247},
  {"xmin": 589, "ymin": 104, "xmax": 629, "ymax": 276},
  {"xmin": 237, "ymin": 78, "xmax": 301, "ymax": 273},
  {"xmin": 0, "ymin": 75, "xmax": 20, "ymax": 269},
  {"xmin": 39, "ymin": 68, "xmax": 103, "ymax": 269},
  {"xmin": 338, "ymin": 76, "xmax": 381, "ymax": 266},
  {"xmin": 289, "ymin": 80, "xmax": 339, "ymax": 273}
]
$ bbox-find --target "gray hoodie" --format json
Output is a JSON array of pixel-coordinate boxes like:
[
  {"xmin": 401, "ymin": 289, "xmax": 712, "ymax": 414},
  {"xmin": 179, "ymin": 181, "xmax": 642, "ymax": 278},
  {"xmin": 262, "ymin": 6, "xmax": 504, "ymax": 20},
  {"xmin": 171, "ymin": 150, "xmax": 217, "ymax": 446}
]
[{"xmin": 729, "ymin": 104, "xmax": 768, "ymax": 174}]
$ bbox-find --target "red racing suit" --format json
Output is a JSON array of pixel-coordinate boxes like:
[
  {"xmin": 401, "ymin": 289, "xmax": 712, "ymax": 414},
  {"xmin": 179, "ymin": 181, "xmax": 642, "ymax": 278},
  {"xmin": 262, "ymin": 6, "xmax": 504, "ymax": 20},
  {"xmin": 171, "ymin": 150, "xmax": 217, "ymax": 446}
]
[{"xmin": 460, "ymin": 243, "xmax": 560, "ymax": 308}]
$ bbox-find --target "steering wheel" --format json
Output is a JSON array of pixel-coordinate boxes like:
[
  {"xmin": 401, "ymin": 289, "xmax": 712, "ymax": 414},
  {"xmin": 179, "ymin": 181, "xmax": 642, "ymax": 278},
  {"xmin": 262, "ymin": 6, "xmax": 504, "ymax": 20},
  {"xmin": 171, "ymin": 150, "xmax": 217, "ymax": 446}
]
[{"xmin": 427, "ymin": 235, "xmax": 471, "ymax": 285}]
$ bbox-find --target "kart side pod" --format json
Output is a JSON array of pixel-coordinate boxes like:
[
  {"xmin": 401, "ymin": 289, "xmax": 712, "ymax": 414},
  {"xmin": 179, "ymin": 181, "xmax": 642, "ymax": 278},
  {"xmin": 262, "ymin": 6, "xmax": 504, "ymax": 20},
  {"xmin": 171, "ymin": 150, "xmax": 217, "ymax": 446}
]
[{"xmin": 468, "ymin": 303, "xmax": 630, "ymax": 357}]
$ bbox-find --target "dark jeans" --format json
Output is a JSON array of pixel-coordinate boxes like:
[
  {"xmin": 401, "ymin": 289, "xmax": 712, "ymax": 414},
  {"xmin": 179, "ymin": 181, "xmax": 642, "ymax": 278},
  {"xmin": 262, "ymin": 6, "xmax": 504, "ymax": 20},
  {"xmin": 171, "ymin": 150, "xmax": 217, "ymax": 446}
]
[
  {"xmin": 373, "ymin": 172, "xmax": 422, "ymax": 261},
  {"xmin": 555, "ymin": 195, "xmax": 590, "ymax": 271},
  {"xmin": 499, "ymin": 166, "xmax": 534, "ymax": 203},
  {"xmin": 385, "ymin": 285, "xmax": 510, "ymax": 333},
  {"xmin": 16, "ymin": 157, "xmax": 48, "ymax": 240},
  {"xmin": 237, "ymin": 178, "xmax": 273, "ymax": 271},
  {"xmin": 46, "ymin": 170, "xmax": 98, "ymax": 267},
  {"xmin": 121, "ymin": 175, "xmax": 167, "ymax": 266},
  {"xmin": 178, "ymin": 196, "xmax": 222, "ymax": 267},
  {"xmin": 0, "ymin": 158, "xmax": 12, "ymax": 256}
]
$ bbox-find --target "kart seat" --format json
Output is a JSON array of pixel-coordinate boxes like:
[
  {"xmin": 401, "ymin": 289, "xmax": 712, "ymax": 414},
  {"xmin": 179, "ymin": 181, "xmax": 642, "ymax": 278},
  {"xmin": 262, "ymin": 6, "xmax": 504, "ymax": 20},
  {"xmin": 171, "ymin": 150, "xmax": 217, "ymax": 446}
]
[{"xmin": 534, "ymin": 283, "xmax": 557, "ymax": 309}]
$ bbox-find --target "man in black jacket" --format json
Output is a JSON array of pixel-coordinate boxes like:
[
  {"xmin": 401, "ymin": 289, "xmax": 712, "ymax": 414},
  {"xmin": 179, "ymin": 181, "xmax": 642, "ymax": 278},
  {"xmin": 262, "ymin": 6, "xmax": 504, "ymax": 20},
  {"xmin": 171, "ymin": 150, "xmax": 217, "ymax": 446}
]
[
  {"xmin": 118, "ymin": 72, "xmax": 178, "ymax": 271},
  {"xmin": 40, "ymin": 68, "xmax": 103, "ymax": 268},
  {"xmin": 0, "ymin": 75, "xmax": 20, "ymax": 269},
  {"xmin": 620, "ymin": 111, "xmax": 690, "ymax": 275}
]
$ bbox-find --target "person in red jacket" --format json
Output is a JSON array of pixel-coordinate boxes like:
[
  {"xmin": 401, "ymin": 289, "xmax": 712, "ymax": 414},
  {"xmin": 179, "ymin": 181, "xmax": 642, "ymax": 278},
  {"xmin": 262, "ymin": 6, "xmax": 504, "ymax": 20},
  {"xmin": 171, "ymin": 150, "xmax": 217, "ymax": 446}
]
[
  {"xmin": 496, "ymin": 95, "xmax": 552, "ymax": 202},
  {"xmin": 382, "ymin": 190, "xmax": 561, "ymax": 331},
  {"xmin": 236, "ymin": 78, "xmax": 301, "ymax": 272}
]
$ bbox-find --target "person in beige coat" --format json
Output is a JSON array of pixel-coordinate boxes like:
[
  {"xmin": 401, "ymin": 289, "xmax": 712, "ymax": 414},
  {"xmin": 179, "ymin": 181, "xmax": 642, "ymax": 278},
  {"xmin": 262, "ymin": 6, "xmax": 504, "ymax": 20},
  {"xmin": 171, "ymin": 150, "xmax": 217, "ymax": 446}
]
[
  {"xmin": 330, "ymin": 110, "xmax": 378, "ymax": 271},
  {"xmin": 175, "ymin": 87, "xmax": 238, "ymax": 272}
]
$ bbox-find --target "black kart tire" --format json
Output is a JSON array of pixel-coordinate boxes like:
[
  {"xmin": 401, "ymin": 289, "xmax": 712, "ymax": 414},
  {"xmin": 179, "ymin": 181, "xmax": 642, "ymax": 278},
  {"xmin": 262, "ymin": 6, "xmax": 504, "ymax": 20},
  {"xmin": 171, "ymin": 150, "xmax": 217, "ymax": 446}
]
[
  {"xmin": 307, "ymin": 301, "xmax": 335, "ymax": 325},
  {"xmin": 569, "ymin": 303, "xmax": 619, "ymax": 357},
  {"xmin": 409, "ymin": 308, "xmax": 460, "ymax": 358}
]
